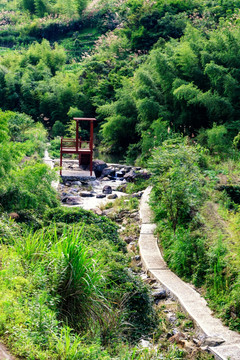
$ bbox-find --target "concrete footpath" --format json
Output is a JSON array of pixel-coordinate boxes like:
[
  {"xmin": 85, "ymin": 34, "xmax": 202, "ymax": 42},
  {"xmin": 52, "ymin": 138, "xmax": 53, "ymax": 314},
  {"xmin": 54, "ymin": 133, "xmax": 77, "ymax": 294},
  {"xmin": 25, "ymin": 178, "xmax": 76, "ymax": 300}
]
[
  {"xmin": 139, "ymin": 187, "xmax": 240, "ymax": 360},
  {"xmin": 0, "ymin": 343, "xmax": 15, "ymax": 360}
]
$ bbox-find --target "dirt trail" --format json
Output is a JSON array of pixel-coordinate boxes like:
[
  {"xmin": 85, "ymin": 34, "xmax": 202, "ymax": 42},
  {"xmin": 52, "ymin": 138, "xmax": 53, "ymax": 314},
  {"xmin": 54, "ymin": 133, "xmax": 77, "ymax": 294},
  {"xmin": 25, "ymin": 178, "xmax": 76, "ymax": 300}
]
[{"xmin": 0, "ymin": 343, "xmax": 15, "ymax": 360}]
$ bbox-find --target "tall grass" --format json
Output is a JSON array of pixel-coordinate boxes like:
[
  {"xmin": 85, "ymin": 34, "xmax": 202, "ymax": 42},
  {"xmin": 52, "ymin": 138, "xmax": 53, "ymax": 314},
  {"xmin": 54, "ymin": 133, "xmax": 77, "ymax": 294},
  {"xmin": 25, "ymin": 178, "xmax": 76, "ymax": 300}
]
[{"xmin": 52, "ymin": 226, "xmax": 108, "ymax": 330}]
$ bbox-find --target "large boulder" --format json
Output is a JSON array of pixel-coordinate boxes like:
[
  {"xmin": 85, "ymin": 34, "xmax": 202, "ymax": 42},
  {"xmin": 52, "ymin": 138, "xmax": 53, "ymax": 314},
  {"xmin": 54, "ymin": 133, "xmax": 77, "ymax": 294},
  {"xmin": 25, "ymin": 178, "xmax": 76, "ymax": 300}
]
[
  {"xmin": 62, "ymin": 196, "xmax": 82, "ymax": 205},
  {"xmin": 101, "ymin": 167, "xmax": 115, "ymax": 178},
  {"xmin": 92, "ymin": 160, "xmax": 107, "ymax": 178}
]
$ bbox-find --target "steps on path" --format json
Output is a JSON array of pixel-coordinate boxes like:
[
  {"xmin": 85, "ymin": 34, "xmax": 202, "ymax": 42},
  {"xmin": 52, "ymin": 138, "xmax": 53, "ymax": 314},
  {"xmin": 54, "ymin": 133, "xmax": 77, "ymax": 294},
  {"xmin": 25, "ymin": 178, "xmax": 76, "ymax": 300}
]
[{"xmin": 139, "ymin": 187, "xmax": 240, "ymax": 360}]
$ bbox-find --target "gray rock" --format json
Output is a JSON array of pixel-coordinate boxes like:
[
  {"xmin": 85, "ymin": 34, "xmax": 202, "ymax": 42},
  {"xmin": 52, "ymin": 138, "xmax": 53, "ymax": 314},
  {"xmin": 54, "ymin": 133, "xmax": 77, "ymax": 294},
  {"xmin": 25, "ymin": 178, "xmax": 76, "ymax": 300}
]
[
  {"xmin": 101, "ymin": 167, "xmax": 115, "ymax": 178},
  {"xmin": 123, "ymin": 169, "xmax": 136, "ymax": 182},
  {"xmin": 65, "ymin": 196, "xmax": 82, "ymax": 205},
  {"xmin": 92, "ymin": 208, "xmax": 103, "ymax": 216},
  {"xmin": 131, "ymin": 192, "xmax": 143, "ymax": 198},
  {"xmin": 130, "ymin": 212, "xmax": 138, "ymax": 218},
  {"xmin": 135, "ymin": 255, "xmax": 141, "ymax": 261},
  {"xmin": 152, "ymin": 289, "xmax": 167, "ymax": 300},
  {"xmin": 96, "ymin": 194, "xmax": 106, "ymax": 199},
  {"xmin": 71, "ymin": 181, "xmax": 81, "ymax": 186},
  {"xmin": 202, "ymin": 337, "xmax": 225, "ymax": 347},
  {"xmin": 93, "ymin": 160, "xmax": 107, "ymax": 177},
  {"xmin": 107, "ymin": 194, "xmax": 118, "ymax": 199},
  {"xmin": 80, "ymin": 192, "xmax": 94, "ymax": 197},
  {"xmin": 166, "ymin": 313, "xmax": 177, "ymax": 323},
  {"xmin": 102, "ymin": 185, "xmax": 112, "ymax": 194},
  {"xmin": 116, "ymin": 171, "xmax": 125, "ymax": 178},
  {"xmin": 125, "ymin": 236, "xmax": 134, "ymax": 244}
]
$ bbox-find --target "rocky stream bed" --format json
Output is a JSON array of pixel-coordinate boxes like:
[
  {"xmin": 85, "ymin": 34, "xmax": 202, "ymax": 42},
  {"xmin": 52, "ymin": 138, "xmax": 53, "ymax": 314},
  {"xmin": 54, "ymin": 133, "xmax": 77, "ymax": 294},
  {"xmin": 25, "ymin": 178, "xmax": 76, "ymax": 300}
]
[{"xmin": 53, "ymin": 159, "xmax": 214, "ymax": 359}]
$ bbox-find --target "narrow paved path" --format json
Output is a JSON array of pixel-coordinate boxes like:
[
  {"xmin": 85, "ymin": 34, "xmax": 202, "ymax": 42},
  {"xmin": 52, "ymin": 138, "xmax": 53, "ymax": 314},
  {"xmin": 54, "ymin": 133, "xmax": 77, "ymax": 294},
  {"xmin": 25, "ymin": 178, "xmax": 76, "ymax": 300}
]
[
  {"xmin": 139, "ymin": 187, "xmax": 240, "ymax": 360},
  {"xmin": 0, "ymin": 343, "xmax": 15, "ymax": 360}
]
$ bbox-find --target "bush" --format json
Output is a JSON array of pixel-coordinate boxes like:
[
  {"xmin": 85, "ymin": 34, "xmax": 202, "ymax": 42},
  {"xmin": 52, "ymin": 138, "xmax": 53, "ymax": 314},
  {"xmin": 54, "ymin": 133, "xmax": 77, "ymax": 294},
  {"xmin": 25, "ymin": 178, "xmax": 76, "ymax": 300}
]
[
  {"xmin": 149, "ymin": 137, "xmax": 204, "ymax": 232},
  {"xmin": 51, "ymin": 120, "xmax": 65, "ymax": 137},
  {"xmin": 44, "ymin": 206, "xmax": 124, "ymax": 249},
  {"xmin": 206, "ymin": 123, "xmax": 229, "ymax": 154}
]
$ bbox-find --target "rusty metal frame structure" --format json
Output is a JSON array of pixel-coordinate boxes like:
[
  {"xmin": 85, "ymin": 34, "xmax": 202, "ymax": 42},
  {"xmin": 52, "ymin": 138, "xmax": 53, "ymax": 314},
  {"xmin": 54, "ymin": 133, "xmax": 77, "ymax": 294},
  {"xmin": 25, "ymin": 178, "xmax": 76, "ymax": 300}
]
[{"xmin": 60, "ymin": 117, "xmax": 96, "ymax": 176}]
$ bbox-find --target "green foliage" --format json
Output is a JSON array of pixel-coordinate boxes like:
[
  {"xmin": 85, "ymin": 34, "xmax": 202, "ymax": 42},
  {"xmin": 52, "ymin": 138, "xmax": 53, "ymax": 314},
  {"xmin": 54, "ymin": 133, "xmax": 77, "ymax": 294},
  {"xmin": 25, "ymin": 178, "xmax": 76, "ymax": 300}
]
[
  {"xmin": 149, "ymin": 138, "xmax": 204, "ymax": 232},
  {"xmin": 206, "ymin": 123, "xmax": 229, "ymax": 154},
  {"xmin": 75, "ymin": 0, "xmax": 88, "ymax": 15},
  {"xmin": 51, "ymin": 227, "xmax": 107, "ymax": 330},
  {"xmin": 49, "ymin": 136, "xmax": 61, "ymax": 158},
  {"xmin": 0, "ymin": 162, "xmax": 59, "ymax": 213},
  {"xmin": 141, "ymin": 118, "xmax": 170, "ymax": 162},
  {"xmin": 44, "ymin": 206, "xmax": 124, "ymax": 249},
  {"xmin": 52, "ymin": 120, "xmax": 66, "ymax": 137}
]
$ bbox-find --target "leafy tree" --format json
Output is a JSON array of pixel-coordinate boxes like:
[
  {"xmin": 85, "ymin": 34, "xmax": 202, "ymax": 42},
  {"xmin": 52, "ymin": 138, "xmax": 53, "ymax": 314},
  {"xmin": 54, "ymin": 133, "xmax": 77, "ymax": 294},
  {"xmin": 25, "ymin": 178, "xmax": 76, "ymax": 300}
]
[
  {"xmin": 51, "ymin": 120, "xmax": 65, "ymax": 137},
  {"xmin": 75, "ymin": 0, "xmax": 88, "ymax": 15}
]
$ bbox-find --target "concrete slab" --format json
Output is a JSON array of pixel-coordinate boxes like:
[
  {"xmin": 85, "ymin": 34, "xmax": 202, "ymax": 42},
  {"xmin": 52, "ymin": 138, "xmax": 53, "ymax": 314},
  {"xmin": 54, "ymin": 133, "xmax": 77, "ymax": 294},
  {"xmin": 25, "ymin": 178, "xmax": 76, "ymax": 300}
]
[
  {"xmin": 139, "ymin": 187, "xmax": 153, "ymax": 223},
  {"xmin": 139, "ymin": 234, "xmax": 167, "ymax": 270},
  {"xmin": 141, "ymin": 223, "xmax": 157, "ymax": 234},
  {"xmin": 139, "ymin": 186, "xmax": 240, "ymax": 360},
  {"xmin": 210, "ymin": 344, "xmax": 240, "ymax": 360}
]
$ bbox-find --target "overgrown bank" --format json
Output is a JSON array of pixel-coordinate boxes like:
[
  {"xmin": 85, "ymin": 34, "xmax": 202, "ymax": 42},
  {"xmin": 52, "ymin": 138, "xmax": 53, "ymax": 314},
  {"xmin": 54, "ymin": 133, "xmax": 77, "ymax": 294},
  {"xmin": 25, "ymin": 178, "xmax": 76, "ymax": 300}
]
[{"xmin": 149, "ymin": 137, "xmax": 240, "ymax": 332}]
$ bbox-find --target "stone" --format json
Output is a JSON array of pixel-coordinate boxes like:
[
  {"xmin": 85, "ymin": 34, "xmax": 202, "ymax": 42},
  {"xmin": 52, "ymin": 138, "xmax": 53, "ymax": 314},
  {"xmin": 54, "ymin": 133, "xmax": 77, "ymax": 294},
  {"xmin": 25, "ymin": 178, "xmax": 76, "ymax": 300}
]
[
  {"xmin": 117, "ymin": 184, "xmax": 127, "ymax": 192},
  {"xmin": 140, "ymin": 273, "xmax": 148, "ymax": 280},
  {"xmin": 193, "ymin": 338, "xmax": 201, "ymax": 346},
  {"xmin": 166, "ymin": 313, "xmax": 177, "ymax": 323},
  {"xmin": 80, "ymin": 192, "xmax": 94, "ymax": 197},
  {"xmin": 61, "ymin": 195, "xmax": 70, "ymax": 203},
  {"xmin": 139, "ymin": 339, "xmax": 150, "ymax": 348},
  {"xmin": 92, "ymin": 208, "xmax": 103, "ymax": 216},
  {"xmin": 92, "ymin": 160, "xmax": 107, "ymax": 177},
  {"xmin": 71, "ymin": 181, "xmax": 81, "ymax": 186},
  {"xmin": 127, "ymin": 243, "xmax": 136, "ymax": 252},
  {"xmin": 130, "ymin": 212, "xmax": 138, "ymax": 218},
  {"xmin": 125, "ymin": 236, "xmax": 134, "ymax": 244},
  {"xmin": 9, "ymin": 212, "xmax": 19, "ymax": 220},
  {"xmin": 107, "ymin": 194, "xmax": 118, "ymax": 199},
  {"xmin": 136, "ymin": 171, "xmax": 151, "ymax": 180},
  {"xmin": 101, "ymin": 167, "xmax": 115, "ymax": 178},
  {"xmin": 65, "ymin": 196, "xmax": 82, "ymax": 205},
  {"xmin": 169, "ymin": 332, "xmax": 186, "ymax": 345},
  {"xmin": 152, "ymin": 289, "xmax": 167, "ymax": 300},
  {"xmin": 135, "ymin": 255, "xmax": 141, "ymax": 261},
  {"xmin": 102, "ymin": 185, "xmax": 112, "ymax": 194},
  {"xmin": 123, "ymin": 169, "xmax": 136, "ymax": 182},
  {"xmin": 182, "ymin": 340, "xmax": 195, "ymax": 352},
  {"xmin": 202, "ymin": 337, "xmax": 225, "ymax": 347},
  {"xmin": 96, "ymin": 194, "xmax": 106, "ymax": 199},
  {"xmin": 116, "ymin": 171, "xmax": 124, "ymax": 178},
  {"xmin": 131, "ymin": 192, "xmax": 143, "ymax": 198}
]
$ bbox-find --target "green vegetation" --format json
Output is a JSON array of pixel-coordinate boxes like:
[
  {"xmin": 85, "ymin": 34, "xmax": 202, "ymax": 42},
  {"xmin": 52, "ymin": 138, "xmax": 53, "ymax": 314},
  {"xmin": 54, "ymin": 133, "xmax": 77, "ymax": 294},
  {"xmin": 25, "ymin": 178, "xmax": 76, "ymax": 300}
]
[
  {"xmin": 1, "ymin": 0, "xmax": 240, "ymax": 357},
  {"xmin": 149, "ymin": 137, "xmax": 240, "ymax": 331}
]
